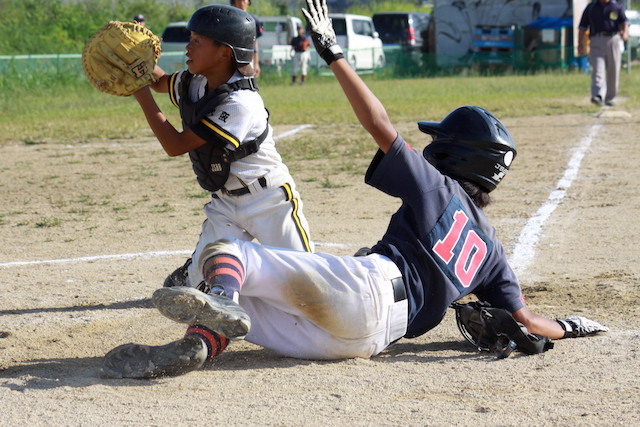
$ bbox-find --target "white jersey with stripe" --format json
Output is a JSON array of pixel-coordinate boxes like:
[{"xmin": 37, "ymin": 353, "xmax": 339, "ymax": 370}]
[{"xmin": 168, "ymin": 70, "xmax": 289, "ymax": 189}]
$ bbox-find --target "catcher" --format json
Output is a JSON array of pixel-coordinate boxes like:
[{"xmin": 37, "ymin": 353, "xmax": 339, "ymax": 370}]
[
  {"xmin": 83, "ymin": 6, "xmax": 314, "ymax": 293},
  {"xmin": 101, "ymin": 0, "xmax": 608, "ymax": 379}
]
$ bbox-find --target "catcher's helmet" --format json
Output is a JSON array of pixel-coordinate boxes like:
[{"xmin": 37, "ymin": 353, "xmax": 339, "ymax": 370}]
[
  {"xmin": 187, "ymin": 5, "xmax": 256, "ymax": 75},
  {"xmin": 420, "ymin": 106, "xmax": 516, "ymax": 192}
]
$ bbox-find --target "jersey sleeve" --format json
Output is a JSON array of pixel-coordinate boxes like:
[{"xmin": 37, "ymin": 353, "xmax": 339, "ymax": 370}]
[
  {"xmin": 365, "ymin": 134, "xmax": 448, "ymax": 200},
  {"xmin": 189, "ymin": 94, "xmax": 255, "ymax": 150},
  {"xmin": 578, "ymin": 4, "xmax": 592, "ymax": 30},
  {"xmin": 619, "ymin": 6, "xmax": 629, "ymax": 25},
  {"xmin": 167, "ymin": 70, "xmax": 185, "ymax": 109},
  {"xmin": 473, "ymin": 247, "xmax": 526, "ymax": 313},
  {"xmin": 254, "ymin": 15, "xmax": 263, "ymax": 39}
]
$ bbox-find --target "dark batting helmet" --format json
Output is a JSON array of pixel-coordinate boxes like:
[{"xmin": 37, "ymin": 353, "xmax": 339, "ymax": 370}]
[
  {"xmin": 187, "ymin": 4, "xmax": 256, "ymax": 75},
  {"xmin": 420, "ymin": 106, "xmax": 517, "ymax": 192}
]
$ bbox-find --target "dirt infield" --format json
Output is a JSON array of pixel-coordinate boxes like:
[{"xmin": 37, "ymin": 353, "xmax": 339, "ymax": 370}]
[{"xmin": 1, "ymin": 110, "xmax": 639, "ymax": 426}]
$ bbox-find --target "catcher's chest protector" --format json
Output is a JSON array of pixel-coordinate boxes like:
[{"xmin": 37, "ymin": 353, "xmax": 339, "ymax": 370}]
[{"xmin": 179, "ymin": 73, "xmax": 267, "ymax": 192}]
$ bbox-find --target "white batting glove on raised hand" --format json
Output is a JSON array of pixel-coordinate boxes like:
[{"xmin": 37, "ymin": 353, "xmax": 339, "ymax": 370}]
[
  {"xmin": 301, "ymin": 0, "xmax": 344, "ymax": 65},
  {"xmin": 556, "ymin": 316, "xmax": 609, "ymax": 338}
]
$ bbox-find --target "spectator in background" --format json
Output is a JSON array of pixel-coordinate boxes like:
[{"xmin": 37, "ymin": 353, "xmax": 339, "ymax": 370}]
[
  {"xmin": 133, "ymin": 14, "xmax": 145, "ymax": 26},
  {"xmin": 290, "ymin": 26, "xmax": 311, "ymax": 84},
  {"xmin": 230, "ymin": 0, "xmax": 263, "ymax": 77},
  {"xmin": 578, "ymin": 0, "xmax": 629, "ymax": 107}
]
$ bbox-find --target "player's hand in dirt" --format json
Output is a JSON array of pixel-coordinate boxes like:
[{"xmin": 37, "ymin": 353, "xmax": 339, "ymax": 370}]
[
  {"xmin": 302, "ymin": 0, "xmax": 344, "ymax": 65},
  {"xmin": 556, "ymin": 316, "xmax": 609, "ymax": 338}
]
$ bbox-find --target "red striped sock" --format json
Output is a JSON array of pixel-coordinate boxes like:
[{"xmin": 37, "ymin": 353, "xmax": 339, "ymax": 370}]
[
  {"xmin": 186, "ymin": 325, "xmax": 229, "ymax": 360},
  {"xmin": 202, "ymin": 254, "xmax": 245, "ymax": 296}
]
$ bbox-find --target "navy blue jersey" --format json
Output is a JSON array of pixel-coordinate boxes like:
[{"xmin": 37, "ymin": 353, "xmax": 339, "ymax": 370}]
[
  {"xmin": 579, "ymin": 0, "xmax": 628, "ymax": 34},
  {"xmin": 365, "ymin": 135, "xmax": 525, "ymax": 338},
  {"xmin": 253, "ymin": 15, "xmax": 263, "ymax": 39}
]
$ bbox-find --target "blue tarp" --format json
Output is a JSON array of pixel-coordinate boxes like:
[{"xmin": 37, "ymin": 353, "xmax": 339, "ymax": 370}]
[{"xmin": 526, "ymin": 16, "xmax": 573, "ymax": 30}]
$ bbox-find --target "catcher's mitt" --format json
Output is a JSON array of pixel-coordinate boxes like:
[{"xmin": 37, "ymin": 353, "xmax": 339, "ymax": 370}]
[
  {"xmin": 452, "ymin": 301, "xmax": 554, "ymax": 358},
  {"xmin": 82, "ymin": 21, "xmax": 161, "ymax": 96}
]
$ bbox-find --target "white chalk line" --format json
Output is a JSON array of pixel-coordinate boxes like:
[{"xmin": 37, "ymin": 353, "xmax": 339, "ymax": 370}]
[
  {"xmin": 273, "ymin": 124, "xmax": 313, "ymax": 140},
  {"xmin": 508, "ymin": 124, "xmax": 602, "ymax": 276},
  {"xmin": 0, "ymin": 122, "xmax": 598, "ymax": 273},
  {"xmin": 0, "ymin": 250, "xmax": 192, "ymax": 268},
  {"xmin": 0, "ymin": 242, "xmax": 349, "ymax": 268},
  {"xmin": 0, "ymin": 125, "xmax": 317, "ymax": 269}
]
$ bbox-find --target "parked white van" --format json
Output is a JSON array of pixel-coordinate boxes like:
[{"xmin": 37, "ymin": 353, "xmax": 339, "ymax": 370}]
[
  {"xmin": 158, "ymin": 17, "xmax": 303, "ymax": 71},
  {"xmin": 258, "ymin": 16, "xmax": 303, "ymax": 68},
  {"xmin": 329, "ymin": 13, "xmax": 385, "ymax": 70}
]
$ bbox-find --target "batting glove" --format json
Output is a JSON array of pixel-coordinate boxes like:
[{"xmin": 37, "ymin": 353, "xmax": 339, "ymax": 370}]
[
  {"xmin": 556, "ymin": 316, "xmax": 609, "ymax": 338},
  {"xmin": 302, "ymin": 0, "xmax": 344, "ymax": 65}
]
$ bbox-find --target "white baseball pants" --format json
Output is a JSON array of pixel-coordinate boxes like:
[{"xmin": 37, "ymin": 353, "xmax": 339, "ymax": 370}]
[
  {"xmin": 197, "ymin": 238, "xmax": 408, "ymax": 360},
  {"xmin": 187, "ymin": 176, "xmax": 313, "ymax": 287}
]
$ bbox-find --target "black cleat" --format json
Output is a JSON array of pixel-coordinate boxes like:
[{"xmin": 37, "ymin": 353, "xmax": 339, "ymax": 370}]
[{"xmin": 101, "ymin": 336, "xmax": 207, "ymax": 379}]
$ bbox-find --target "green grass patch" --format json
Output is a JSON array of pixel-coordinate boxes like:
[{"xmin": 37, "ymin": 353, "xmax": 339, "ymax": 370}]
[
  {"xmin": 1, "ymin": 65, "xmax": 639, "ymax": 147},
  {"xmin": 35, "ymin": 217, "xmax": 62, "ymax": 228}
]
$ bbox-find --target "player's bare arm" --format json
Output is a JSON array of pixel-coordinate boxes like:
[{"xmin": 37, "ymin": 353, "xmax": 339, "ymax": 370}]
[
  {"xmin": 621, "ymin": 22, "xmax": 629, "ymax": 41},
  {"xmin": 512, "ymin": 306, "xmax": 608, "ymax": 340},
  {"xmin": 329, "ymin": 60, "xmax": 397, "ymax": 153},
  {"xmin": 133, "ymin": 87, "xmax": 207, "ymax": 156},
  {"xmin": 303, "ymin": 0, "xmax": 396, "ymax": 152},
  {"xmin": 150, "ymin": 65, "xmax": 170, "ymax": 93},
  {"xmin": 512, "ymin": 307, "xmax": 565, "ymax": 339},
  {"xmin": 577, "ymin": 28, "xmax": 588, "ymax": 56}
]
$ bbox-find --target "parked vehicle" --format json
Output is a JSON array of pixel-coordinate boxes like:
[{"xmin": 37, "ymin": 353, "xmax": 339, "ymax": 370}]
[
  {"xmin": 626, "ymin": 9, "xmax": 640, "ymax": 59},
  {"xmin": 258, "ymin": 16, "xmax": 303, "ymax": 68},
  {"xmin": 372, "ymin": 12, "xmax": 431, "ymax": 51},
  {"xmin": 158, "ymin": 15, "xmax": 386, "ymax": 73},
  {"xmin": 159, "ymin": 17, "xmax": 304, "ymax": 71},
  {"xmin": 329, "ymin": 13, "xmax": 385, "ymax": 70},
  {"xmin": 160, "ymin": 21, "xmax": 190, "ymax": 52},
  {"xmin": 158, "ymin": 21, "xmax": 189, "ymax": 72}
]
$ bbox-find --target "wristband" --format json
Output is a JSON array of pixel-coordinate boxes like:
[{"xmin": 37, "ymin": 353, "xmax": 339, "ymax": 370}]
[
  {"xmin": 556, "ymin": 319, "xmax": 578, "ymax": 338},
  {"xmin": 320, "ymin": 44, "xmax": 344, "ymax": 65}
]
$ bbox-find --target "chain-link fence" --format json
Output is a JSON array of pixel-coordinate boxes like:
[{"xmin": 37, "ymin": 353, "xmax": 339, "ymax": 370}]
[{"xmin": 0, "ymin": 46, "xmax": 590, "ymax": 89}]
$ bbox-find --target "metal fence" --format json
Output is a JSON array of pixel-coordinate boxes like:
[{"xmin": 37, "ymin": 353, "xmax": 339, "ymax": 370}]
[{"xmin": 0, "ymin": 47, "xmax": 589, "ymax": 85}]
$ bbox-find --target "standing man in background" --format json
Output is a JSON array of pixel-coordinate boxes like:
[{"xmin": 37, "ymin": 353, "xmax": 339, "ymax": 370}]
[
  {"xmin": 230, "ymin": 0, "xmax": 263, "ymax": 77},
  {"xmin": 290, "ymin": 26, "xmax": 311, "ymax": 84},
  {"xmin": 578, "ymin": 0, "xmax": 629, "ymax": 107}
]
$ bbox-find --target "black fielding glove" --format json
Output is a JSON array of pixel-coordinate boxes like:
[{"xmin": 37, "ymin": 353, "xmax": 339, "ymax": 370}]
[{"xmin": 301, "ymin": 0, "xmax": 344, "ymax": 65}]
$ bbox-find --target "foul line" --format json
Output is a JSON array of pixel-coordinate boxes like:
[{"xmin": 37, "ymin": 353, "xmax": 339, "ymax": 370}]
[
  {"xmin": 508, "ymin": 124, "xmax": 602, "ymax": 276},
  {"xmin": 0, "ymin": 123, "xmax": 598, "ymax": 274},
  {"xmin": 0, "ymin": 250, "xmax": 193, "ymax": 268},
  {"xmin": 0, "ymin": 124, "xmax": 326, "ymax": 269},
  {"xmin": 0, "ymin": 243, "xmax": 348, "ymax": 268},
  {"xmin": 273, "ymin": 124, "xmax": 313, "ymax": 140}
]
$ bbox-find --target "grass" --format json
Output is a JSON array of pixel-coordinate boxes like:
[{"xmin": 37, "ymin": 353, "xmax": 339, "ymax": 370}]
[{"xmin": 1, "ymin": 66, "xmax": 639, "ymax": 147}]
